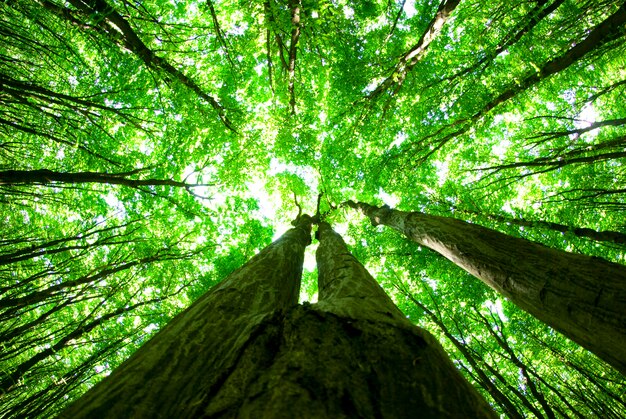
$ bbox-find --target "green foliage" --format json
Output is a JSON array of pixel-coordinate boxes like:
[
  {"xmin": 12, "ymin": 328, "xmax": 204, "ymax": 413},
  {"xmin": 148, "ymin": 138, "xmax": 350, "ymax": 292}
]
[{"xmin": 1, "ymin": 0, "xmax": 625, "ymax": 417}]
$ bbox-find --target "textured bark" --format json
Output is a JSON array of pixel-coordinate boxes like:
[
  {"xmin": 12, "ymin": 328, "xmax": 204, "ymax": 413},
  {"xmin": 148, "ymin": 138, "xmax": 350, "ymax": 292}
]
[
  {"xmin": 312, "ymin": 222, "xmax": 496, "ymax": 418},
  {"xmin": 347, "ymin": 201, "xmax": 626, "ymax": 375},
  {"xmin": 314, "ymin": 221, "xmax": 409, "ymax": 323},
  {"xmin": 195, "ymin": 222, "xmax": 494, "ymax": 418},
  {"xmin": 58, "ymin": 217, "xmax": 312, "ymax": 418},
  {"xmin": 58, "ymin": 218, "xmax": 495, "ymax": 418},
  {"xmin": 199, "ymin": 304, "xmax": 495, "ymax": 419}
]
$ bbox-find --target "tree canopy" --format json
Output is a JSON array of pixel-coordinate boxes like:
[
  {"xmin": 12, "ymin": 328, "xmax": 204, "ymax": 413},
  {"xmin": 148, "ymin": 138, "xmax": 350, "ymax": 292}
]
[{"xmin": 1, "ymin": 0, "xmax": 625, "ymax": 417}]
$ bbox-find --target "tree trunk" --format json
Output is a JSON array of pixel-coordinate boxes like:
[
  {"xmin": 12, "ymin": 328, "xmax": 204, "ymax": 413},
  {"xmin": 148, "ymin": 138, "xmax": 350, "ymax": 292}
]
[
  {"xmin": 346, "ymin": 201, "xmax": 626, "ymax": 375},
  {"xmin": 311, "ymin": 222, "xmax": 496, "ymax": 418},
  {"xmin": 57, "ymin": 216, "xmax": 312, "ymax": 418},
  {"xmin": 58, "ymin": 217, "xmax": 495, "ymax": 418}
]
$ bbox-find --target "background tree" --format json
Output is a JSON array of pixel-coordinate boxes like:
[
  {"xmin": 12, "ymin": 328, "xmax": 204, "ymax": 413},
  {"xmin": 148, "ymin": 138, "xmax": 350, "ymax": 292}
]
[
  {"xmin": 1, "ymin": 0, "xmax": 625, "ymax": 417},
  {"xmin": 345, "ymin": 200, "xmax": 626, "ymax": 374}
]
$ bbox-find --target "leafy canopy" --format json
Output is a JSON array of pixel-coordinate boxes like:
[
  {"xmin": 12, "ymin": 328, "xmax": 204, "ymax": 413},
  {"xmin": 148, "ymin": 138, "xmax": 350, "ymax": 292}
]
[{"xmin": 1, "ymin": 0, "xmax": 625, "ymax": 417}]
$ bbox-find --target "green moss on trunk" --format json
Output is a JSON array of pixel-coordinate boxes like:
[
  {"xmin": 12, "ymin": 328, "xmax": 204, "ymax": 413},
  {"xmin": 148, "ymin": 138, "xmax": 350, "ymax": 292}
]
[{"xmin": 201, "ymin": 304, "xmax": 495, "ymax": 419}]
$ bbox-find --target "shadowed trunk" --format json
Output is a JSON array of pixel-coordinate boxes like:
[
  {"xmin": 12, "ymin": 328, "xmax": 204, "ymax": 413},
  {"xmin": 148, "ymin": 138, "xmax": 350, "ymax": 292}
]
[
  {"xmin": 311, "ymin": 221, "xmax": 496, "ymax": 418},
  {"xmin": 346, "ymin": 201, "xmax": 626, "ymax": 375},
  {"xmin": 58, "ymin": 217, "xmax": 495, "ymax": 418},
  {"xmin": 57, "ymin": 216, "xmax": 312, "ymax": 418}
]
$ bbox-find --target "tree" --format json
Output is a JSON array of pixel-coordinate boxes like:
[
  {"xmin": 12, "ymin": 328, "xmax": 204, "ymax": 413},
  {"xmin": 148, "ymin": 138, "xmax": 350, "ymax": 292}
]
[
  {"xmin": 39, "ymin": 0, "xmax": 235, "ymax": 130},
  {"xmin": 346, "ymin": 201, "xmax": 626, "ymax": 374},
  {"xmin": 59, "ymin": 216, "xmax": 494, "ymax": 418},
  {"xmin": 2, "ymin": 0, "xmax": 626, "ymax": 416},
  {"xmin": 444, "ymin": 204, "xmax": 626, "ymax": 245},
  {"xmin": 0, "ymin": 169, "xmax": 212, "ymax": 201}
]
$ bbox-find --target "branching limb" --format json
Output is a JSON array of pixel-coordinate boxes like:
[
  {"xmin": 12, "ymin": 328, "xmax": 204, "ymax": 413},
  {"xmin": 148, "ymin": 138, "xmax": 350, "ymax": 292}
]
[
  {"xmin": 313, "ymin": 192, "xmax": 323, "ymax": 223},
  {"xmin": 206, "ymin": 0, "xmax": 237, "ymax": 70},
  {"xmin": 294, "ymin": 192, "xmax": 302, "ymax": 217},
  {"xmin": 367, "ymin": 0, "xmax": 461, "ymax": 101},
  {"xmin": 266, "ymin": 28, "xmax": 275, "ymax": 93},
  {"xmin": 287, "ymin": 0, "xmax": 302, "ymax": 114},
  {"xmin": 42, "ymin": 0, "xmax": 236, "ymax": 131}
]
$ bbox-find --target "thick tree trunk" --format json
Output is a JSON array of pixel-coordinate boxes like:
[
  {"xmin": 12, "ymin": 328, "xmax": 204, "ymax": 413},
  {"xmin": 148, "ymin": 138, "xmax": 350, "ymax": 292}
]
[
  {"xmin": 347, "ymin": 201, "xmax": 626, "ymax": 375},
  {"xmin": 192, "ymin": 222, "xmax": 494, "ymax": 417},
  {"xmin": 59, "ymin": 217, "xmax": 494, "ymax": 418},
  {"xmin": 311, "ymin": 222, "xmax": 496, "ymax": 418},
  {"xmin": 314, "ymin": 221, "xmax": 410, "ymax": 323},
  {"xmin": 57, "ymin": 216, "xmax": 312, "ymax": 418}
]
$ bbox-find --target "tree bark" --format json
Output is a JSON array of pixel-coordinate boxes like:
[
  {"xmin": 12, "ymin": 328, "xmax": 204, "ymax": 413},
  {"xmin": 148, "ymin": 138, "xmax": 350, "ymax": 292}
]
[
  {"xmin": 58, "ymin": 218, "xmax": 495, "ymax": 418},
  {"xmin": 57, "ymin": 216, "xmax": 312, "ymax": 418},
  {"xmin": 314, "ymin": 221, "xmax": 410, "ymax": 323},
  {"xmin": 346, "ymin": 201, "xmax": 626, "ymax": 375},
  {"xmin": 196, "ymin": 222, "xmax": 494, "ymax": 417},
  {"xmin": 311, "ymin": 221, "xmax": 496, "ymax": 418}
]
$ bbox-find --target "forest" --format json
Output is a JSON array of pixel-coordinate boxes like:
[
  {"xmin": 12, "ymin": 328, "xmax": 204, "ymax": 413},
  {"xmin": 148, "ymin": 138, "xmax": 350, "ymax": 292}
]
[{"xmin": 1, "ymin": 0, "xmax": 625, "ymax": 417}]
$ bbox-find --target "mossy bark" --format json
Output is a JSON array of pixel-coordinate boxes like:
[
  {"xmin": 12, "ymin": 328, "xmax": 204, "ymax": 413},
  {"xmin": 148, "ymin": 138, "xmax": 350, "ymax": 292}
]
[
  {"xmin": 311, "ymin": 222, "xmax": 495, "ymax": 418},
  {"xmin": 347, "ymin": 201, "xmax": 626, "ymax": 375},
  {"xmin": 59, "ymin": 217, "xmax": 495, "ymax": 418},
  {"xmin": 58, "ymin": 217, "xmax": 312, "ymax": 418},
  {"xmin": 200, "ymin": 304, "xmax": 495, "ymax": 418},
  {"xmin": 314, "ymin": 221, "xmax": 409, "ymax": 324}
]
